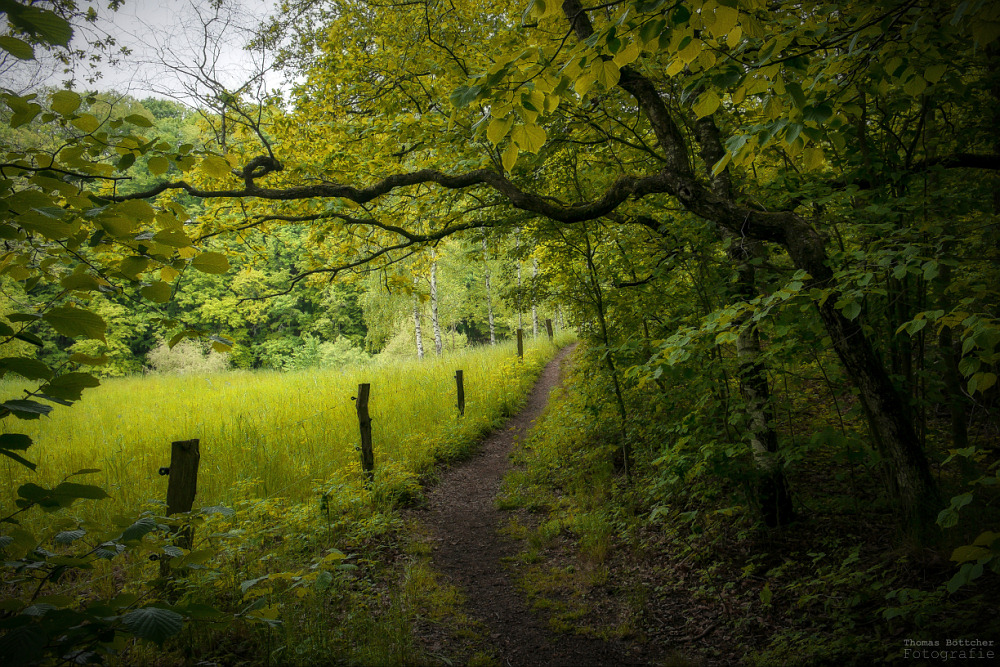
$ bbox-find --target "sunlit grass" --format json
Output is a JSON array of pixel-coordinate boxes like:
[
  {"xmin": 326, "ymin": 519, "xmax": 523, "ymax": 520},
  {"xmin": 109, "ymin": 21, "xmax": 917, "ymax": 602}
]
[{"xmin": 1, "ymin": 337, "xmax": 568, "ymax": 528}]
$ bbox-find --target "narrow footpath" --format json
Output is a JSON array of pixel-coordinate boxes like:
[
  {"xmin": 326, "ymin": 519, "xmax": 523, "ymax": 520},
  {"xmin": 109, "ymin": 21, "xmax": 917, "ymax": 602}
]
[{"xmin": 410, "ymin": 345, "xmax": 653, "ymax": 666}]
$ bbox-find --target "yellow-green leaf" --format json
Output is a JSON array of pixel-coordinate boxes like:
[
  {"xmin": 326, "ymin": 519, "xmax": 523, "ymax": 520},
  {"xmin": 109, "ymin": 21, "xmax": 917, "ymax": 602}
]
[
  {"xmin": 43, "ymin": 307, "xmax": 106, "ymax": 342},
  {"xmin": 147, "ymin": 156, "xmax": 170, "ymax": 176},
  {"xmin": 50, "ymin": 90, "xmax": 81, "ymax": 116},
  {"xmin": 593, "ymin": 60, "xmax": 621, "ymax": 89},
  {"xmin": 803, "ymin": 146, "xmax": 825, "ymax": 170},
  {"xmin": 70, "ymin": 114, "xmax": 100, "ymax": 134},
  {"xmin": 511, "ymin": 123, "xmax": 547, "ymax": 153},
  {"xmin": 140, "ymin": 281, "xmax": 172, "ymax": 303},
  {"xmin": 190, "ymin": 252, "xmax": 230, "ymax": 275},
  {"xmin": 200, "ymin": 155, "xmax": 232, "ymax": 179},
  {"xmin": 486, "ymin": 116, "xmax": 514, "ymax": 146},
  {"xmin": 612, "ymin": 41, "xmax": 640, "ymax": 67},
  {"xmin": 924, "ymin": 64, "xmax": 947, "ymax": 83},
  {"xmin": 693, "ymin": 90, "xmax": 721, "ymax": 118},
  {"xmin": 712, "ymin": 5, "xmax": 739, "ymax": 38},
  {"xmin": 502, "ymin": 143, "xmax": 519, "ymax": 172}
]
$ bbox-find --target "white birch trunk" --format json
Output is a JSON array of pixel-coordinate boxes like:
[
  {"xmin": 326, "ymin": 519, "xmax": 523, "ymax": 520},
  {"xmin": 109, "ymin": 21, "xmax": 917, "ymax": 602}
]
[
  {"xmin": 412, "ymin": 277, "xmax": 424, "ymax": 359},
  {"xmin": 482, "ymin": 233, "xmax": 496, "ymax": 345},
  {"xmin": 531, "ymin": 257, "xmax": 539, "ymax": 338},
  {"xmin": 515, "ymin": 230, "xmax": 523, "ymax": 332},
  {"xmin": 430, "ymin": 248, "xmax": 443, "ymax": 356}
]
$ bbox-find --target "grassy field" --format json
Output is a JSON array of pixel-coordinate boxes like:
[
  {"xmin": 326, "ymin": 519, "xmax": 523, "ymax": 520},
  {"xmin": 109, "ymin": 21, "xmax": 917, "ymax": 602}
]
[{"xmin": 1, "ymin": 337, "xmax": 566, "ymax": 529}]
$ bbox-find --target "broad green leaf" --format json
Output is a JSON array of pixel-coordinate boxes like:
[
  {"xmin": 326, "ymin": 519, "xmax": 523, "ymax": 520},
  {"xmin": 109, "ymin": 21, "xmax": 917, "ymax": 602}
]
[
  {"xmin": 0, "ymin": 36, "xmax": 34, "ymax": 60},
  {"xmin": 44, "ymin": 306, "xmax": 106, "ymax": 341},
  {"xmin": 924, "ymin": 64, "xmax": 947, "ymax": 83},
  {"xmin": 511, "ymin": 123, "xmax": 547, "ymax": 153},
  {"xmin": 841, "ymin": 301, "xmax": 862, "ymax": 320},
  {"xmin": 502, "ymin": 143, "xmax": 518, "ymax": 171},
  {"xmin": 40, "ymin": 372, "xmax": 100, "ymax": 401},
  {"xmin": 147, "ymin": 156, "xmax": 170, "ymax": 176},
  {"xmin": 70, "ymin": 114, "xmax": 100, "ymax": 134},
  {"xmin": 119, "ymin": 256, "xmax": 150, "ymax": 279},
  {"xmin": 802, "ymin": 146, "xmax": 825, "ymax": 170},
  {"xmin": 0, "ymin": 433, "xmax": 32, "ymax": 450},
  {"xmin": 711, "ymin": 5, "xmax": 739, "ymax": 38},
  {"xmin": 593, "ymin": 59, "xmax": 621, "ymax": 89},
  {"xmin": 68, "ymin": 352, "xmax": 109, "ymax": 366},
  {"xmin": 0, "ymin": 356, "xmax": 52, "ymax": 380},
  {"xmin": 8, "ymin": 5, "xmax": 73, "ymax": 47},
  {"xmin": 2, "ymin": 399, "xmax": 52, "ymax": 419},
  {"xmin": 693, "ymin": 90, "xmax": 721, "ymax": 118},
  {"xmin": 613, "ymin": 41, "xmax": 640, "ymax": 67},
  {"xmin": 124, "ymin": 113, "xmax": 154, "ymax": 127},
  {"xmin": 486, "ymin": 116, "xmax": 514, "ymax": 146},
  {"xmin": 141, "ymin": 281, "xmax": 173, "ymax": 303},
  {"xmin": 199, "ymin": 155, "xmax": 232, "ymax": 179},
  {"xmin": 50, "ymin": 90, "xmax": 81, "ymax": 115},
  {"xmin": 122, "ymin": 607, "xmax": 184, "ymax": 644},
  {"xmin": 120, "ymin": 516, "xmax": 158, "ymax": 542},
  {"xmin": 190, "ymin": 252, "xmax": 230, "ymax": 274}
]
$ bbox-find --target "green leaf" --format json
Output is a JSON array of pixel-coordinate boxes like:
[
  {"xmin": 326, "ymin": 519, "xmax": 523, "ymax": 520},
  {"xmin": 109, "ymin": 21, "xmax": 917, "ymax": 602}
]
[
  {"xmin": 0, "ymin": 36, "xmax": 34, "ymax": 60},
  {"xmin": 693, "ymin": 90, "xmax": 721, "ymax": 118},
  {"xmin": 449, "ymin": 84, "xmax": 482, "ymax": 108},
  {"xmin": 141, "ymin": 281, "xmax": 172, "ymax": 303},
  {"xmin": 785, "ymin": 81, "xmax": 807, "ymax": 108},
  {"xmin": 124, "ymin": 113, "xmax": 153, "ymax": 127},
  {"xmin": 6, "ymin": 4, "xmax": 73, "ymax": 47},
  {"xmin": 190, "ymin": 252, "xmax": 230, "ymax": 275},
  {"xmin": 147, "ymin": 156, "xmax": 170, "ymax": 176},
  {"xmin": 510, "ymin": 123, "xmax": 547, "ymax": 153},
  {"xmin": 55, "ymin": 529, "xmax": 86, "ymax": 544},
  {"xmin": 0, "ymin": 433, "xmax": 32, "ymax": 450},
  {"xmin": 841, "ymin": 301, "xmax": 862, "ymax": 320},
  {"xmin": 122, "ymin": 607, "xmax": 184, "ymax": 644},
  {"xmin": 593, "ymin": 59, "xmax": 621, "ymax": 89},
  {"xmin": 120, "ymin": 516, "xmax": 157, "ymax": 542},
  {"xmin": 39, "ymin": 372, "xmax": 100, "ymax": 401},
  {"xmin": 50, "ymin": 90, "xmax": 81, "ymax": 115},
  {"xmin": 502, "ymin": 143, "xmax": 518, "ymax": 171},
  {"xmin": 486, "ymin": 116, "xmax": 514, "ymax": 146},
  {"xmin": 70, "ymin": 114, "xmax": 100, "ymax": 134},
  {"xmin": 199, "ymin": 155, "xmax": 231, "ymax": 179},
  {"xmin": 0, "ymin": 356, "xmax": 53, "ymax": 380},
  {"xmin": 43, "ymin": 306, "xmax": 106, "ymax": 341},
  {"xmin": 2, "ymin": 400, "xmax": 53, "ymax": 419}
]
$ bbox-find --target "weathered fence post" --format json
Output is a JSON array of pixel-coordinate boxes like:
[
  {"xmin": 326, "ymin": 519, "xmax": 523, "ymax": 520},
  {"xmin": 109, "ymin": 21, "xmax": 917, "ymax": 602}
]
[
  {"xmin": 455, "ymin": 370, "xmax": 465, "ymax": 417},
  {"xmin": 159, "ymin": 438, "xmax": 200, "ymax": 579},
  {"xmin": 545, "ymin": 318, "xmax": 554, "ymax": 342},
  {"xmin": 356, "ymin": 383, "xmax": 374, "ymax": 485},
  {"xmin": 516, "ymin": 328, "xmax": 524, "ymax": 360}
]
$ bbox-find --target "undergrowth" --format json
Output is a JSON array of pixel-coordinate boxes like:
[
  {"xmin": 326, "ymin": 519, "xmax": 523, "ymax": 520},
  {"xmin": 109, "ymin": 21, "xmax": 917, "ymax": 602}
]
[{"xmin": 496, "ymin": 345, "xmax": 1000, "ymax": 666}]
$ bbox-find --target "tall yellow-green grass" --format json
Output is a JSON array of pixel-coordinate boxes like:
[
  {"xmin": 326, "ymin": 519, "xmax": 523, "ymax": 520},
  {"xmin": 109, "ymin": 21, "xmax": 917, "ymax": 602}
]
[{"xmin": 1, "ymin": 337, "xmax": 566, "ymax": 529}]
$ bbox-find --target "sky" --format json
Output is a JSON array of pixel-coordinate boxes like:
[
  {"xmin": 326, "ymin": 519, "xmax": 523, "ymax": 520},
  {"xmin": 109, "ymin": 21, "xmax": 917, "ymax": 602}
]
[{"xmin": 5, "ymin": 0, "xmax": 284, "ymax": 102}]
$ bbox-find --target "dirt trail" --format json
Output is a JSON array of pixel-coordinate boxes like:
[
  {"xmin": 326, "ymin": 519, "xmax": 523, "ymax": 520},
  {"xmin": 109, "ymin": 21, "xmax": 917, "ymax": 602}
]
[{"xmin": 410, "ymin": 345, "xmax": 652, "ymax": 666}]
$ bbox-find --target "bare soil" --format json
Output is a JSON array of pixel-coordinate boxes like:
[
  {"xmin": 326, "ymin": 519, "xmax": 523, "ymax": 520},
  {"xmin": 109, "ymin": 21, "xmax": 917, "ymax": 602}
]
[{"xmin": 407, "ymin": 346, "xmax": 666, "ymax": 666}]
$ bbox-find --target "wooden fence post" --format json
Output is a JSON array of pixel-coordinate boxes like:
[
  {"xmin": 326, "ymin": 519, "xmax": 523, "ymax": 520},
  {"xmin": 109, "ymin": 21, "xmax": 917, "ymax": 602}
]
[
  {"xmin": 545, "ymin": 318, "xmax": 554, "ymax": 342},
  {"xmin": 516, "ymin": 328, "xmax": 523, "ymax": 360},
  {"xmin": 455, "ymin": 370, "xmax": 465, "ymax": 417},
  {"xmin": 356, "ymin": 383, "xmax": 374, "ymax": 485},
  {"xmin": 160, "ymin": 438, "xmax": 200, "ymax": 578}
]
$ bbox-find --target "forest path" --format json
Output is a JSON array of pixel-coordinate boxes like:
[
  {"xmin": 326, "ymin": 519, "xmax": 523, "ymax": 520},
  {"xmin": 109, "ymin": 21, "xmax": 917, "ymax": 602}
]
[{"xmin": 408, "ymin": 344, "xmax": 652, "ymax": 666}]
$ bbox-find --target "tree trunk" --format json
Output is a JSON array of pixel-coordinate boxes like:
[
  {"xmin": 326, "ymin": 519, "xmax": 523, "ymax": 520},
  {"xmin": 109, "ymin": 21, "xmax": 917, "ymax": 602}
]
[
  {"xmin": 515, "ymin": 229, "xmax": 523, "ymax": 332},
  {"xmin": 482, "ymin": 232, "xmax": 496, "ymax": 345},
  {"xmin": 430, "ymin": 248, "xmax": 443, "ymax": 356},
  {"xmin": 531, "ymin": 257, "xmax": 539, "ymax": 338},
  {"xmin": 413, "ymin": 278, "xmax": 424, "ymax": 359},
  {"xmin": 726, "ymin": 234, "xmax": 795, "ymax": 527}
]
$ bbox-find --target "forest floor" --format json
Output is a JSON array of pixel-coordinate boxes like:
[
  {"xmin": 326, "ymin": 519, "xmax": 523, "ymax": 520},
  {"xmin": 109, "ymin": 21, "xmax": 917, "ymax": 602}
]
[{"xmin": 404, "ymin": 345, "xmax": 697, "ymax": 666}]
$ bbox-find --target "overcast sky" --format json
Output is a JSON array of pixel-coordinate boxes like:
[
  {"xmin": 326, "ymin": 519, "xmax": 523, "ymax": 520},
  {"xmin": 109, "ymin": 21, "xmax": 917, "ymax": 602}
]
[{"xmin": 4, "ymin": 0, "xmax": 283, "ymax": 102}]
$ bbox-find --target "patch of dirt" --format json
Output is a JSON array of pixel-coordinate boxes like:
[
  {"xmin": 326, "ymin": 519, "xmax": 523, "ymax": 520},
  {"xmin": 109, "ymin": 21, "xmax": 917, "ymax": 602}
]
[{"xmin": 408, "ymin": 346, "xmax": 668, "ymax": 666}]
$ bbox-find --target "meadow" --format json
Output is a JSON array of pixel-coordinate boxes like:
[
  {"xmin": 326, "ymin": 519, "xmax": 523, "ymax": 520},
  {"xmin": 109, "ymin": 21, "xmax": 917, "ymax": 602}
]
[{"xmin": 1, "ymin": 337, "xmax": 565, "ymax": 531}]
